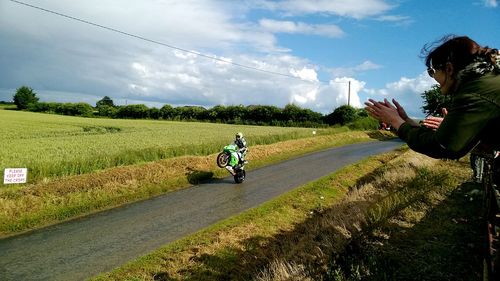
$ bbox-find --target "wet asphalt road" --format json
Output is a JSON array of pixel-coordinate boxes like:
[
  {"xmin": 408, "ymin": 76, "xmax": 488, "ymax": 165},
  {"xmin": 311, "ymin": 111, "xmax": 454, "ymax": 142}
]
[{"xmin": 0, "ymin": 139, "xmax": 403, "ymax": 281}]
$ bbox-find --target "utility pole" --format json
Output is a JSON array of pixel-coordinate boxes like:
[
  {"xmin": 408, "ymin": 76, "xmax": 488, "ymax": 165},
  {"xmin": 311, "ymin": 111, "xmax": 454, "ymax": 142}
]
[{"xmin": 347, "ymin": 80, "xmax": 351, "ymax": 106}]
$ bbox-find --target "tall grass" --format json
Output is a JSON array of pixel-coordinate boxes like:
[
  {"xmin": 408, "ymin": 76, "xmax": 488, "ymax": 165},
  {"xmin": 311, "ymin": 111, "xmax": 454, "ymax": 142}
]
[{"xmin": 1, "ymin": 110, "xmax": 339, "ymax": 184}]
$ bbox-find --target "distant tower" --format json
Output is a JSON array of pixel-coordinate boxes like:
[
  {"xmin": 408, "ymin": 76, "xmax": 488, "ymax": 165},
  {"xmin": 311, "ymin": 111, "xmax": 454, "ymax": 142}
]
[{"xmin": 347, "ymin": 81, "xmax": 351, "ymax": 106}]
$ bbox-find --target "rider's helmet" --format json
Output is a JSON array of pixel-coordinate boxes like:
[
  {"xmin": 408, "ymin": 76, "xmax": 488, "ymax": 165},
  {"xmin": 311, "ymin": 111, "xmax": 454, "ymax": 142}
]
[{"xmin": 236, "ymin": 132, "xmax": 243, "ymax": 139}]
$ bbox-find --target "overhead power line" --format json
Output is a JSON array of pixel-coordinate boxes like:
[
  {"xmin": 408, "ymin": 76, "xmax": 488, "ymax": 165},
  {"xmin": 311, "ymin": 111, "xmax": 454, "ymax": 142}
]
[{"xmin": 8, "ymin": 0, "xmax": 348, "ymax": 85}]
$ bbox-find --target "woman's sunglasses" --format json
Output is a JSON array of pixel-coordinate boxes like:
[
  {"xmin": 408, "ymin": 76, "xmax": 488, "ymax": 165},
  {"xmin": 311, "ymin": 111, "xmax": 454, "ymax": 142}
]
[
  {"xmin": 427, "ymin": 59, "xmax": 446, "ymax": 78},
  {"xmin": 427, "ymin": 67, "xmax": 436, "ymax": 78}
]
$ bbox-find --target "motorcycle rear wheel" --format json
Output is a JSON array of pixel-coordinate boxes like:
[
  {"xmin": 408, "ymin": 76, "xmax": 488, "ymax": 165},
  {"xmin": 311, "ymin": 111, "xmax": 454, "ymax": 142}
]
[{"xmin": 234, "ymin": 169, "xmax": 246, "ymax": 183}]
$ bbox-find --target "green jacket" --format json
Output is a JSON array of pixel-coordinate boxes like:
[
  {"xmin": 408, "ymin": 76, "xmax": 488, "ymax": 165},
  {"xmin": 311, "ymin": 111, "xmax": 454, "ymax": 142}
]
[{"xmin": 397, "ymin": 72, "xmax": 500, "ymax": 159}]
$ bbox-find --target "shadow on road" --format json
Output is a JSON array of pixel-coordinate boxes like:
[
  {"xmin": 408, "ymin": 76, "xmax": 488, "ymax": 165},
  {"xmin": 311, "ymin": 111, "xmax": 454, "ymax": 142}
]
[{"xmin": 185, "ymin": 168, "xmax": 214, "ymax": 184}]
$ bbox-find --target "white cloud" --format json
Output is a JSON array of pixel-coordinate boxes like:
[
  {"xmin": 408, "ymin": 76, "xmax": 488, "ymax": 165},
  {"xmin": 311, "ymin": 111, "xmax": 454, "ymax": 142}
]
[
  {"xmin": 290, "ymin": 67, "xmax": 319, "ymax": 82},
  {"xmin": 0, "ymin": 0, "xmax": 405, "ymax": 116},
  {"xmin": 291, "ymin": 85, "xmax": 319, "ymax": 104},
  {"xmin": 173, "ymin": 50, "xmax": 198, "ymax": 60},
  {"xmin": 484, "ymin": 0, "xmax": 498, "ymax": 7},
  {"xmin": 353, "ymin": 61, "xmax": 383, "ymax": 71},
  {"xmin": 256, "ymin": 0, "xmax": 393, "ymax": 19},
  {"xmin": 331, "ymin": 60, "xmax": 383, "ymax": 76},
  {"xmin": 363, "ymin": 71, "xmax": 437, "ymax": 117},
  {"xmin": 128, "ymin": 84, "xmax": 149, "ymax": 95},
  {"xmin": 0, "ymin": 0, "xmax": 278, "ymax": 53},
  {"xmin": 374, "ymin": 14, "xmax": 413, "ymax": 25},
  {"xmin": 286, "ymin": 77, "xmax": 364, "ymax": 114},
  {"xmin": 384, "ymin": 73, "xmax": 435, "ymax": 94},
  {"xmin": 375, "ymin": 15, "xmax": 410, "ymax": 21},
  {"xmin": 259, "ymin": 19, "xmax": 344, "ymax": 38},
  {"xmin": 131, "ymin": 63, "xmax": 149, "ymax": 77},
  {"xmin": 0, "ymin": 0, "xmax": 286, "ymax": 105},
  {"xmin": 30, "ymin": 42, "xmax": 356, "ymax": 113},
  {"xmin": 328, "ymin": 77, "xmax": 364, "ymax": 108}
]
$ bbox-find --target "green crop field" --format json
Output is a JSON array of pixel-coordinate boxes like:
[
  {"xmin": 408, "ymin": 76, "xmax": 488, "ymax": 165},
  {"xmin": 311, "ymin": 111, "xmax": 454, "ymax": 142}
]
[{"xmin": 0, "ymin": 110, "xmax": 333, "ymax": 184}]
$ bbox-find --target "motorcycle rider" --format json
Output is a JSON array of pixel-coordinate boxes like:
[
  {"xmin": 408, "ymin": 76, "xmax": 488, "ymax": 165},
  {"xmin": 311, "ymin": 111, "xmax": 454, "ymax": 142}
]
[
  {"xmin": 234, "ymin": 132, "xmax": 247, "ymax": 162},
  {"xmin": 226, "ymin": 132, "xmax": 248, "ymax": 175}
]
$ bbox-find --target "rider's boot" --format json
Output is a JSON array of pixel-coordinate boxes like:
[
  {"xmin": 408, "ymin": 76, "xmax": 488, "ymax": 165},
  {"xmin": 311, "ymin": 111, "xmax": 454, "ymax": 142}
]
[{"xmin": 225, "ymin": 165, "xmax": 236, "ymax": 176}]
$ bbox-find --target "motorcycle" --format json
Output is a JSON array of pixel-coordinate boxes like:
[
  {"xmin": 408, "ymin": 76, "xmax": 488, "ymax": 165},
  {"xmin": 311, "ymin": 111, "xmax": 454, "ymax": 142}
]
[{"xmin": 216, "ymin": 144, "xmax": 246, "ymax": 183}]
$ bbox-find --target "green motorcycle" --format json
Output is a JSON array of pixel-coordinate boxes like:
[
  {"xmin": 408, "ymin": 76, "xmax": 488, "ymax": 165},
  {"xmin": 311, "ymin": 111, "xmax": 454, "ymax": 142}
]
[{"xmin": 216, "ymin": 144, "xmax": 246, "ymax": 183}]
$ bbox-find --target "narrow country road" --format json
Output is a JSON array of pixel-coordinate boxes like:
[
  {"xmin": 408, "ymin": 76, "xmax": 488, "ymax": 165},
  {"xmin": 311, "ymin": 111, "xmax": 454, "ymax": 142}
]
[{"xmin": 0, "ymin": 139, "xmax": 403, "ymax": 281}]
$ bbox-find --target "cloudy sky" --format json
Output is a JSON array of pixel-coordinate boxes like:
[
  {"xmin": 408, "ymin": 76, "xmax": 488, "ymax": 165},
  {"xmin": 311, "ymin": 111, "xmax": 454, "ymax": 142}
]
[{"xmin": 1, "ymin": 0, "xmax": 499, "ymax": 117}]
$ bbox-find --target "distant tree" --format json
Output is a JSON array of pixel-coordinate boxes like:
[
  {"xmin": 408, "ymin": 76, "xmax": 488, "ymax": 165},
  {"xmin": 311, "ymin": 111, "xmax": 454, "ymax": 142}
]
[
  {"xmin": 225, "ymin": 105, "xmax": 246, "ymax": 122},
  {"xmin": 95, "ymin": 96, "xmax": 115, "ymax": 117},
  {"xmin": 27, "ymin": 102, "xmax": 59, "ymax": 113},
  {"xmin": 421, "ymin": 85, "xmax": 451, "ymax": 117},
  {"xmin": 247, "ymin": 105, "xmax": 281, "ymax": 123},
  {"xmin": 53, "ymin": 102, "xmax": 93, "ymax": 116},
  {"xmin": 282, "ymin": 104, "xmax": 302, "ymax": 121},
  {"xmin": 71, "ymin": 103, "xmax": 94, "ymax": 117},
  {"xmin": 13, "ymin": 86, "xmax": 39, "ymax": 110},
  {"xmin": 347, "ymin": 116, "xmax": 380, "ymax": 130},
  {"xmin": 282, "ymin": 104, "xmax": 324, "ymax": 124},
  {"xmin": 324, "ymin": 105, "xmax": 357, "ymax": 125},
  {"xmin": 148, "ymin": 107, "xmax": 161, "ymax": 119},
  {"xmin": 176, "ymin": 106, "xmax": 207, "ymax": 120},
  {"xmin": 96, "ymin": 96, "xmax": 114, "ymax": 108},
  {"xmin": 302, "ymin": 108, "xmax": 324, "ymax": 124},
  {"xmin": 98, "ymin": 105, "xmax": 117, "ymax": 118},
  {"xmin": 208, "ymin": 105, "xmax": 228, "ymax": 121},
  {"xmin": 160, "ymin": 104, "xmax": 175, "ymax": 119},
  {"xmin": 356, "ymin": 108, "xmax": 369, "ymax": 118},
  {"xmin": 116, "ymin": 104, "xmax": 149, "ymax": 119}
]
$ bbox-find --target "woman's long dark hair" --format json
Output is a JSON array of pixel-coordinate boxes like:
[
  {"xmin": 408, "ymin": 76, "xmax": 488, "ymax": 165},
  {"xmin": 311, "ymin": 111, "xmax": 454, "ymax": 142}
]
[{"xmin": 421, "ymin": 35, "xmax": 498, "ymax": 74}]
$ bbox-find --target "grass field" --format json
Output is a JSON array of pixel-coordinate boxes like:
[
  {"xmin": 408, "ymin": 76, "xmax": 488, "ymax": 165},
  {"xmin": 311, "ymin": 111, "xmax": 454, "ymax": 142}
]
[
  {"xmin": 0, "ymin": 109, "xmax": 387, "ymax": 236},
  {"xmin": 0, "ymin": 110, "xmax": 341, "ymax": 184}
]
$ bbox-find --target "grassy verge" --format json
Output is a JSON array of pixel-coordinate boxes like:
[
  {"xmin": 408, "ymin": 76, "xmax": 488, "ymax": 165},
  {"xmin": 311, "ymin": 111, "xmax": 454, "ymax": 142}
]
[
  {"xmin": 0, "ymin": 130, "xmax": 392, "ymax": 237},
  {"xmin": 92, "ymin": 149, "xmax": 480, "ymax": 281},
  {"xmin": 329, "ymin": 157, "xmax": 483, "ymax": 280}
]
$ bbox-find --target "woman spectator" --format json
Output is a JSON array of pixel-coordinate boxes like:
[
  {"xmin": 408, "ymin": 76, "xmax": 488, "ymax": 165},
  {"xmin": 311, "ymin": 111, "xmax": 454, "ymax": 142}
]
[{"xmin": 365, "ymin": 35, "xmax": 499, "ymax": 160}]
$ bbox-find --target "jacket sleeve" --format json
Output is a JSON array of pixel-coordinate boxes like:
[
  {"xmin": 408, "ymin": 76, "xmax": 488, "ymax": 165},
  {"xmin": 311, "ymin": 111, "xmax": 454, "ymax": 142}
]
[
  {"xmin": 397, "ymin": 91, "xmax": 497, "ymax": 159},
  {"xmin": 397, "ymin": 123, "xmax": 455, "ymax": 159}
]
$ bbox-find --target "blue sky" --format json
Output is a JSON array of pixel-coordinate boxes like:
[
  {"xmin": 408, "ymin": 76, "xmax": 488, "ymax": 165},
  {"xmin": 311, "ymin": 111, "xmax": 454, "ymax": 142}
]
[{"xmin": 0, "ymin": 0, "xmax": 498, "ymax": 117}]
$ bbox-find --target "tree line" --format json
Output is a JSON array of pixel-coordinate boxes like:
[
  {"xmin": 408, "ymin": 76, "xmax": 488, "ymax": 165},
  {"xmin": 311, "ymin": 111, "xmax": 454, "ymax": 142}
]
[{"xmin": 8, "ymin": 86, "xmax": 392, "ymax": 128}]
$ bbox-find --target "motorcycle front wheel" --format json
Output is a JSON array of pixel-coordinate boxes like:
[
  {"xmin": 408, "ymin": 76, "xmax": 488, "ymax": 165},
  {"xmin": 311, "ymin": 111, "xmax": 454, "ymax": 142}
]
[{"xmin": 216, "ymin": 152, "xmax": 229, "ymax": 168}]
